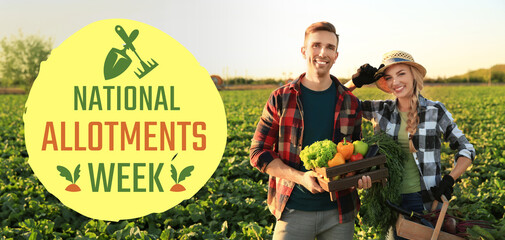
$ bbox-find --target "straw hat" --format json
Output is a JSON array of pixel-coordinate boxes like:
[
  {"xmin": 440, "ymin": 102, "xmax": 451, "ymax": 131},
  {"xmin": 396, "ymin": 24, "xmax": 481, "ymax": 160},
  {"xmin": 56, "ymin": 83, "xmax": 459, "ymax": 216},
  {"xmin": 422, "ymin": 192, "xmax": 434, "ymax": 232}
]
[{"xmin": 375, "ymin": 50, "xmax": 427, "ymax": 93}]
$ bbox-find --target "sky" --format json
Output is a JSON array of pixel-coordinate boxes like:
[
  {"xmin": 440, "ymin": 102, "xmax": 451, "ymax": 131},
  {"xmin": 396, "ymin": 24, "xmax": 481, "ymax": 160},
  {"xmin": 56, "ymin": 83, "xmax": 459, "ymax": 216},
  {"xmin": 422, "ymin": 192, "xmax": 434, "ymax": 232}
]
[{"xmin": 1, "ymin": 0, "xmax": 504, "ymax": 80}]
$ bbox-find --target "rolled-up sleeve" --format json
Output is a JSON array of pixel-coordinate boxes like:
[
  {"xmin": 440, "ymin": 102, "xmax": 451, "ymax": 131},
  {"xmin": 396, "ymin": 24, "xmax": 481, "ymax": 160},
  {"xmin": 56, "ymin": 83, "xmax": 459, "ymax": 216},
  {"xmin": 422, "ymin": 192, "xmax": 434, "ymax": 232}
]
[
  {"xmin": 437, "ymin": 102, "xmax": 476, "ymax": 162},
  {"xmin": 250, "ymin": 93, "xmax": 281, "ymax": 173}
]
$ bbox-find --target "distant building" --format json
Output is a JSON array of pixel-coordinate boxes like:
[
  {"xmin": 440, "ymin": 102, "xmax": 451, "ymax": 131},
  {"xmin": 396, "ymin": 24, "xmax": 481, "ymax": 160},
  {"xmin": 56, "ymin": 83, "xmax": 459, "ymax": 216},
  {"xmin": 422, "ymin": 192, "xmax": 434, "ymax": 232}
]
[{"xmin": 211, "ymin": 75, "xmax": 224, "ymax": 90}]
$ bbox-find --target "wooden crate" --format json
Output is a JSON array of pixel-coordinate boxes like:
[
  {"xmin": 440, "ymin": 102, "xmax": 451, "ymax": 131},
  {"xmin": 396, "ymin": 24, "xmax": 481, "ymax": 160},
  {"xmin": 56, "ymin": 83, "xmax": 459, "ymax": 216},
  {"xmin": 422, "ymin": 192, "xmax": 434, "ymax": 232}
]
[
  {"xmin": 396, "ymin": 196, "xmax": 464, "ymax": 240},
  {"xmin": 314, "ymin": 155, "xmax": 388, "ymax": 201},
  {"xmin": 396, "ymin": 215, "xmax": 464, "ymax": 240}
]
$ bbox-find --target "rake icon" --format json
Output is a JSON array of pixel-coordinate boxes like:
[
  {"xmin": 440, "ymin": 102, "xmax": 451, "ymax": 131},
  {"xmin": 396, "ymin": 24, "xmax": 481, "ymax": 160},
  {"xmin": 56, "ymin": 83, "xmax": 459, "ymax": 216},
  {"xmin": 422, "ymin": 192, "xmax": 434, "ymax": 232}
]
[{"xmin": 134, "ymin": 54, "xmax": 158, "ymax": 79}]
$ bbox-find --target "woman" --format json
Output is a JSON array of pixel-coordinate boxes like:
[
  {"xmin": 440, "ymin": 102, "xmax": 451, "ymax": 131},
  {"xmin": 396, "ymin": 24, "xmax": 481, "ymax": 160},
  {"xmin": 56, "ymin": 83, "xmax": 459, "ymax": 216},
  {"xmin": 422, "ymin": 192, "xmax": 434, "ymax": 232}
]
[{"xmin": 345, "ymin": 50, "xmax": 475, "ymax": 239}]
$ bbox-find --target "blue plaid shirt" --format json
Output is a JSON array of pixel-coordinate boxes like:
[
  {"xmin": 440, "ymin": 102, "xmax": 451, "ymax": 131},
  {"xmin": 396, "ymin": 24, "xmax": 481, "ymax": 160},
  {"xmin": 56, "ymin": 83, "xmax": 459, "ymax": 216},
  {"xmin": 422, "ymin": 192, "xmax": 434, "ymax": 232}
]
[{"xmin": 361, "ymin": 95, "xmax": 475, "ymax": 197}]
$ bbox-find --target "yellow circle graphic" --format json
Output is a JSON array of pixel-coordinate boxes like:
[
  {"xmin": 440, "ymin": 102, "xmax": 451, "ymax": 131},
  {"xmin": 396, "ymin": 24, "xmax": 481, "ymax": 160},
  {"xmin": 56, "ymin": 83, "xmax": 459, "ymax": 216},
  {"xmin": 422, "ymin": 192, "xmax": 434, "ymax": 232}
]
[{"xmin": 23, "ymin": 19, "xmax": 227, "ymax": 221}]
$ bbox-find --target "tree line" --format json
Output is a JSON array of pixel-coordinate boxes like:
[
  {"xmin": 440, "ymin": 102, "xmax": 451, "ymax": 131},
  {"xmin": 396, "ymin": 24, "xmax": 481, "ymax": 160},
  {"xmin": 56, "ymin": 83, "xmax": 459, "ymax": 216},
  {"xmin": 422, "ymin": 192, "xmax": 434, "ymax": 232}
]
[
  {"xmin": 0, "ymin": 32, "xmax": 52, "ymax": 91},
  {"xmin": 0, "ymin": 32, "xmax": 503, "ymax": 92}
]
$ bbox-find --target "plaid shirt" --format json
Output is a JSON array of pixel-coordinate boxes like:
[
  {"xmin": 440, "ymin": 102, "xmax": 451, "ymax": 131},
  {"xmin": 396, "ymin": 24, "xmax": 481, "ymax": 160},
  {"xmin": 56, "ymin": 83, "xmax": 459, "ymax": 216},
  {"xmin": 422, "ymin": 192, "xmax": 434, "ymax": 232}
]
[
  {"xmin": 250, "ymin": 73, "xmax": 362, "ymax": 220},
  {"xmin": 361, "ymin": 95, "xmax": 475, "ymax": 199}
]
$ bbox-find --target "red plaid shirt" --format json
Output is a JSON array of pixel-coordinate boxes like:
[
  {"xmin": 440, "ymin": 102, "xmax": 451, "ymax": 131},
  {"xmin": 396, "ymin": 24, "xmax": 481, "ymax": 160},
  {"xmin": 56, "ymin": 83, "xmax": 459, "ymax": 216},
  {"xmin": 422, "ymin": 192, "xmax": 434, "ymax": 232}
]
[{"xmin": 250, "ymin": 73, "xmax": 363, "ymax": 221}]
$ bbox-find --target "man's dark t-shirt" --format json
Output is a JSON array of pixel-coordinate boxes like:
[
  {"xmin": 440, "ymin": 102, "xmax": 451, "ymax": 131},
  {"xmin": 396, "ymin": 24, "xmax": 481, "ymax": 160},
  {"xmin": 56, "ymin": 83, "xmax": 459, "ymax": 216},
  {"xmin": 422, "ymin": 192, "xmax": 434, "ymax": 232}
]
[{"xmin": 285, "ymin": 81, "xmax": 338, "ymax": 211}]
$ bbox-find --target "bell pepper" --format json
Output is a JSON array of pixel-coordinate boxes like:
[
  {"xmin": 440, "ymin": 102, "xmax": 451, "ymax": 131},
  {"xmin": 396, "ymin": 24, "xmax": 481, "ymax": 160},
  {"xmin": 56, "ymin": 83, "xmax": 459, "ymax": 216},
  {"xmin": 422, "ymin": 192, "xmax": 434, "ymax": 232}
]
[
  {"xmin": 322, "ymin": 176, "xmax": 340, "ymax": 181},
  {"xmin": 328, "ymin": 152, "xmax": 345, "ymax": 167},
  {"xmin": 350, "ymin": 153, "xmax": 364, "ymax": 162},
  {"xmin": 337, "ymin": 138, "xmax": 354, "ymax": 160}
]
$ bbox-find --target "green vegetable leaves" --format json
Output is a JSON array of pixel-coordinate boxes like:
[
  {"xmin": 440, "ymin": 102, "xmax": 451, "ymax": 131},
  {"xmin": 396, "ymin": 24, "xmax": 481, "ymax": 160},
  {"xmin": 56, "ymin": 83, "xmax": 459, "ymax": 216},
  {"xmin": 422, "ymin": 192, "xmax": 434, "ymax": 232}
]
[
  {"xmin": 359, "ymin": 132, "xmax": 406, "ymax": 238},
  {"xmin": 57, "ymin": 164, "xmax": 81, "ymax": 184},
  {"xmin": 169, "ymin": 154, "xmax": 194, "ymax": 184},
  {"xmin": 178, "ymin": 166, "xmax": 194, "ymax": 183},
  {"xmin": 57, "ymin": 166, "xmax": 73, "ymax": 183},
  {"xmin": 170, "ymin": 165, "xmax": 194, "ymax": 184},
  {"xmin": 299, "ymin": 140, "xmax": 336, "ymax": 169},
  {"xmin": 73, "ymin": 164, "xmax": 80, "ymax": 183},
  {"xmin": 170, "ymin": 165, "xmax": 178, "ymax": 183}
]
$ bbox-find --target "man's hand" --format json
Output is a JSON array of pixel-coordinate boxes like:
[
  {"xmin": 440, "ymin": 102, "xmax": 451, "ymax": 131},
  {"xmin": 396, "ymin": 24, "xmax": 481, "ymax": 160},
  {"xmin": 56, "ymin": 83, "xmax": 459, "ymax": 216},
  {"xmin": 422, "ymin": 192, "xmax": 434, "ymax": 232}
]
[
  {"xmin": 430, "ymin": 175, "xmax": 455, "ymax": 202},
  {"xmin": 300, "ymin": 171, "xmax": 325, "ymax": 194},
  {"xmin": 265, "ymin": 159, "xmax": 326, "ymax": 194},
  {"xmin": 357, "ymin": 175, "xmax": 372, "ymax": 190},
  {"xmin": 352, "ymin": 64, "xmax": 380, "ymax": 88}
]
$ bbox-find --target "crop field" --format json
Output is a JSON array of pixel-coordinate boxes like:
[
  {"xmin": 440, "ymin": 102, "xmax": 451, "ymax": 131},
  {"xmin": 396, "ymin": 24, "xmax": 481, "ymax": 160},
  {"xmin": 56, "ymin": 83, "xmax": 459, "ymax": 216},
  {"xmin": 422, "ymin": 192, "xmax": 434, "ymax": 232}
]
[{"xmin": 1, "ymin": 85, "xmax": 505, "ymax": 239}]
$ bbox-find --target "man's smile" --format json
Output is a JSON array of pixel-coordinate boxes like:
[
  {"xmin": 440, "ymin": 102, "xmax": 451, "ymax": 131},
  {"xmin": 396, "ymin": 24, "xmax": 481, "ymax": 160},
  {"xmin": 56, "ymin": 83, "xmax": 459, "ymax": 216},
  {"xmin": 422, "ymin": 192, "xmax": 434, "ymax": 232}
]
[{"xmin": 314, "ymin": 58, "xmax": 329, "ymax": 66}]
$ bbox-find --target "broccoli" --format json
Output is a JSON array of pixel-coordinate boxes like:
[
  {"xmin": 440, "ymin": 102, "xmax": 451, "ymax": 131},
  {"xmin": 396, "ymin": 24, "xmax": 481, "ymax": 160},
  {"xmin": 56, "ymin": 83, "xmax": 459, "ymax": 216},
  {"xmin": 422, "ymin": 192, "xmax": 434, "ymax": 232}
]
[{"xmin": 299, "ymin": 140, "xmax": 337, "ymax": 169}]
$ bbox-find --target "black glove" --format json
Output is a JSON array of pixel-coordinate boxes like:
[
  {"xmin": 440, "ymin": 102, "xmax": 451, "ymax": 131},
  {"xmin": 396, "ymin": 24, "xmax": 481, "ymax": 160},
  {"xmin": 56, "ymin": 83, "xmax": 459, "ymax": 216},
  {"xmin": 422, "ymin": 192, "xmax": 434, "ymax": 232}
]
[
  {"xmin": 352, "ymin": 64, "xmax": 380, "ymax": 88},
  {"xmin": 430, "ymin": 175, "xmax": 455, "ymax": 202},
  {"xmin": 373, "ymin": 63, "xmax": 386, "ymax": 81}
]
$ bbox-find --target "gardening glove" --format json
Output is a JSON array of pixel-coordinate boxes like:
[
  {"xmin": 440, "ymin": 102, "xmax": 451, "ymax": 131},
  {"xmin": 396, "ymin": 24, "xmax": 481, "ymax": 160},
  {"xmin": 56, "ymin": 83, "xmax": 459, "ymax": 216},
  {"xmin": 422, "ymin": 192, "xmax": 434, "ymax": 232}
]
[
  {"xmin": 373, "ymin": 64, "xmax": 386, "ymax": 81},
  {"xmin": 352, "ymin": 64, "xmax": 382, "ymax": 88},
  {"xmin": 430, "ymin": 175, "xmax": 455, "ymax": 202}
]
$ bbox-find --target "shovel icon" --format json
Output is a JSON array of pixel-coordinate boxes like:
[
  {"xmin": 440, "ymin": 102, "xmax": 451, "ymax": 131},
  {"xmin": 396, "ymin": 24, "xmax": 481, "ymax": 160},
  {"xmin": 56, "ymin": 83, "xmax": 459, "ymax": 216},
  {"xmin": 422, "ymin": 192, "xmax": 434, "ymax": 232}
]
[{"xmin": 103, "ymin": 25, "xmax": 158, "ymax": 80}]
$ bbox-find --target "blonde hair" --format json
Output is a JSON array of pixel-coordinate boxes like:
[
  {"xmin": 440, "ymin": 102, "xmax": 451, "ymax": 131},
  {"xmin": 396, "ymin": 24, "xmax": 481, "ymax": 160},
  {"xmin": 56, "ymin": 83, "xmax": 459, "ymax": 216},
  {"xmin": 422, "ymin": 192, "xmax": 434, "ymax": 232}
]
[{"xmin": 406, "ymin": 65, "xmax": 424, "ymax": 152}]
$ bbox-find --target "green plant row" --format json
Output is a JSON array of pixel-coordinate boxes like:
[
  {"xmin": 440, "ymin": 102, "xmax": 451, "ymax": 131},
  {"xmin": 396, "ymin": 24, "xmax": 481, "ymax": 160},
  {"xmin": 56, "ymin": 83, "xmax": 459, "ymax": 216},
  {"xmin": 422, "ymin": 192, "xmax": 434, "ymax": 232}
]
[{"xmin": 1, "ymin": 85, "xmax": 505, "ymax": 239}]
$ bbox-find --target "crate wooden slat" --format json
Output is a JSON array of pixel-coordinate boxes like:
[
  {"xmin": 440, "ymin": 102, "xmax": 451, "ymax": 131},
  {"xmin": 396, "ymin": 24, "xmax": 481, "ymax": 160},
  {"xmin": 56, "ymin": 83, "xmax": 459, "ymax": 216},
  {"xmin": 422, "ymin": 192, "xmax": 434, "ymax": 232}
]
[
  {"xmin": 396, "ymin": 215, "xmax": 464, "ymax": 240},
  {"xmin": 313, "ymin": 155, "xmax": 388, "ymax": 201},
  {"xmin": 318, "ymin": 168, "xmax": 388, "ymax": 192},
  {"xmin": 314, "ymin": 155, "xmax": 386, "ymax": 178}
]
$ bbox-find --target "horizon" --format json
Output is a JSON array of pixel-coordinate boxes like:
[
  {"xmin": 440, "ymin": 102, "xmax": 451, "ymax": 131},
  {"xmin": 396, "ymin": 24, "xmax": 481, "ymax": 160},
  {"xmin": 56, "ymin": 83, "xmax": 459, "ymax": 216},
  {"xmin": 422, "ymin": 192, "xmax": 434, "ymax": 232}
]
[
  {"xmin": 1, "ymin": 0, "xmax": 504, "ymax": 80},
  {"xmin": 219, "ymin": 63, "xmax": 505, "ymax": 81}
]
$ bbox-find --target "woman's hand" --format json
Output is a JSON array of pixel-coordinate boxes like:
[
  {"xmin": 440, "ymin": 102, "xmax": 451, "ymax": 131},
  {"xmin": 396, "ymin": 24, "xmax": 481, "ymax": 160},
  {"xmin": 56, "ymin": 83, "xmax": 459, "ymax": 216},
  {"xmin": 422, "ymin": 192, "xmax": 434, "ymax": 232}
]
[
  {"xmin": 352, "ymin": 64, "xmax": 381, "ymax": 88},
  {"xmin": 357, "ymin": 175, "xmax": 372, "ymax": 189},
  {"xmin": 430, "ymin": 174, "xmax": 455, "ymax": 202}
]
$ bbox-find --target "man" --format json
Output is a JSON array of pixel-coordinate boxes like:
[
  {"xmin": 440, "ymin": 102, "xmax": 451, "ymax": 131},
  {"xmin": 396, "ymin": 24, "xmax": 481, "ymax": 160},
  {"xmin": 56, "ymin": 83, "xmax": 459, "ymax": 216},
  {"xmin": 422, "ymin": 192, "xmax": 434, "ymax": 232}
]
[{"xmin": 250, "ymin": 22, "xmax": 372, "ymax": 240}]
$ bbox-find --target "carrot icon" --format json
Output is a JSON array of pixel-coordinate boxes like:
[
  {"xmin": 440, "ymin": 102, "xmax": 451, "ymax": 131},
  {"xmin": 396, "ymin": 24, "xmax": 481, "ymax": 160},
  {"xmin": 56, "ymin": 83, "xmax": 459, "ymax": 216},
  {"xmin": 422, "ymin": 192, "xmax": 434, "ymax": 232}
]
[
  {"xmin": 168, "ymin": 154, "xmax": 194, "ymax": 192},
  {"xmin": 170, "ymin": 165, "xmax": 194, "ymax": 192},
  {"xmin": 57, "ymin": 164, "xmax": 81, "ymax": 192}
]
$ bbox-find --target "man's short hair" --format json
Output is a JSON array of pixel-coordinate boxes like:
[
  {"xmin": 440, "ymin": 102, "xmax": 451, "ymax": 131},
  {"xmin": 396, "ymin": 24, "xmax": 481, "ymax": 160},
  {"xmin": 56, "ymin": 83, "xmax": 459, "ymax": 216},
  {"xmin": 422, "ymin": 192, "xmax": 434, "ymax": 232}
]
[{"xmin": 304, "ymin": 21, "xmax": 339, "ymax": 50}]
